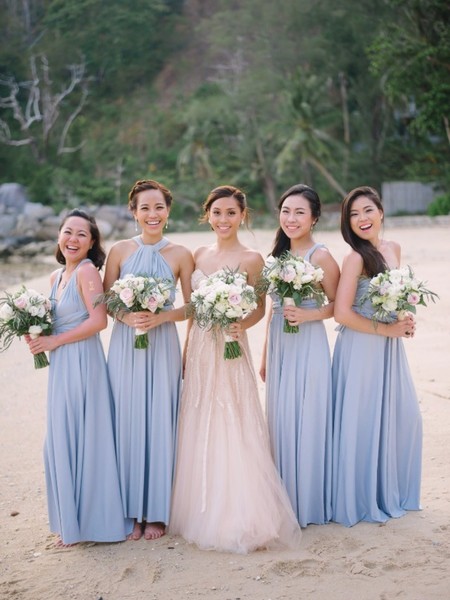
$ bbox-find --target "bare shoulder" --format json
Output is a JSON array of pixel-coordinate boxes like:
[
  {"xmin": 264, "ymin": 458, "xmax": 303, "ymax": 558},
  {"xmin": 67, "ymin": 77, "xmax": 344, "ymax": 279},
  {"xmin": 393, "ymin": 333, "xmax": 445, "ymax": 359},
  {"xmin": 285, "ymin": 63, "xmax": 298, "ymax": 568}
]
[
  {"xmin": 193, "ymin": 245, "xmax": 211, "ymax": 262},
  {"xmin": 342, "ymin": 249, "xmax": 364, "ymax": 273},
  {"xmin": 240, "ymin": 247, "xmax": 264, "ymax": 274},
  {"xmin": 50, "ymin": 268, "xmax": 61, "ymax": 286},
  {"xmin": 108, "ymin": 238, "xmax": 137, "ymax": 255},
  {"xmin": 78, "ymin": 260, "xmax": 101, "ymax": 280},
  {"xmin": 312, "ymin": 245, "xmax": 338, "ymax": 267},
  {"xmin": 379, "ymin": 238, "xmax": 401, "ymax": 266},
  {"xmin": 386, "ymin": 239, "xmax": 401, "ymax": 254},
  {"xmin": 165, "ymin": 240, "xmax": 194, "ymax": 261}
]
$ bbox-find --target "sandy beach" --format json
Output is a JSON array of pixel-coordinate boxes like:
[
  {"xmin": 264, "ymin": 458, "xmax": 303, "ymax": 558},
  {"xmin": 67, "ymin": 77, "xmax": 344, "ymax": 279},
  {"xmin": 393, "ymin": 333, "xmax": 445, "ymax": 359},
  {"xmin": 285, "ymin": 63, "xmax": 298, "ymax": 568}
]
[{"xmin": 1, "ymin": 225, "xmax": 449, "ymax": 600}]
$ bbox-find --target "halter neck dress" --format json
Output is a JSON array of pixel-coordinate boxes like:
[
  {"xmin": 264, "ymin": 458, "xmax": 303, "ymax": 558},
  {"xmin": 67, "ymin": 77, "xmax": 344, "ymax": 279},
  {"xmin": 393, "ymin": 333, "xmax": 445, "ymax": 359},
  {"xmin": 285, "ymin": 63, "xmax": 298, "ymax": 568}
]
[{"xmin": 107, "ymin": 236, "xmax": 182, "ymax": 526}]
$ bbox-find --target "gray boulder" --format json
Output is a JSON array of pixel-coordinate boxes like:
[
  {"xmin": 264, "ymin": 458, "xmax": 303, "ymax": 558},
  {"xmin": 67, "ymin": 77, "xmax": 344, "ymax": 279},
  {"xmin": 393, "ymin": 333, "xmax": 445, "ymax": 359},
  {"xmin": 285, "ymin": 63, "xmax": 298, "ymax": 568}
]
[{"xmin": 0, "ymin": 183, "xmax": 28, "ymax": 213}]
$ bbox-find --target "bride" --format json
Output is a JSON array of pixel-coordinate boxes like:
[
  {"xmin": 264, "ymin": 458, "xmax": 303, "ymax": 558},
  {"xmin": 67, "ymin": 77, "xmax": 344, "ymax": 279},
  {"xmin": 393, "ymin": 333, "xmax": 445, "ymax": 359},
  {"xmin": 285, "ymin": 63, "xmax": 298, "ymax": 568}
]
[{"xmin": 169, "ymin": 185, "xmax": 301, "ymax": 553}]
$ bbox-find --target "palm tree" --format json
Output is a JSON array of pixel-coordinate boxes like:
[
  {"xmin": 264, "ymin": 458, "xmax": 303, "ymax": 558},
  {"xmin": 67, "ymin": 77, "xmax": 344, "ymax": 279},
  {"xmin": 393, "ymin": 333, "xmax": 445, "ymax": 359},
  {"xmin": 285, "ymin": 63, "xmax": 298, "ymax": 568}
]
[{"xmin": 275, "ymin": 71, "xmax": 346, "ymax": 197}]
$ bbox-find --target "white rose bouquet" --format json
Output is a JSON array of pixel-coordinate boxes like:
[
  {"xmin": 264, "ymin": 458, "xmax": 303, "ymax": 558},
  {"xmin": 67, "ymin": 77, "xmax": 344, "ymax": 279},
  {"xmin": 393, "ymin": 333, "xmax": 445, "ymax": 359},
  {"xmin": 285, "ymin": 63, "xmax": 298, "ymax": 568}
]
[
  {"xmin": 190, "ymin": 268, "xmax": 258, "ymax": 359},
  {"xmin": 261, "ymin": 251, "xmax": 325, "ymax": 333},
  {"xmin": 361, "ymin": 266, "xmax": 438, "ymax": 322},
  {"xmin": 0, "ymin": 286, "xmax": 52, "ymax": 368},
  {"xmin": 96, "ymin": 274, "xmax": 174, "ymax": 349}
]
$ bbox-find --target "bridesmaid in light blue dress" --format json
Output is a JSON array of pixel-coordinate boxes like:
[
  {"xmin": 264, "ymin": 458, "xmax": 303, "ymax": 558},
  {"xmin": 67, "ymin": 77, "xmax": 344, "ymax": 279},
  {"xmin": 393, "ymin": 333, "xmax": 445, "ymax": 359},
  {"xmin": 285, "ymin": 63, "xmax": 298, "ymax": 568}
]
[
  {"xmin": 103, "ymin": 179, "xmax": 194, "ymax": 541},
  {"xmin": 332, "ymin": 186, "xmax": 421, "ymax": 527},
  {"xmin": 260, "ymin": 184, "xmax": 340, "ymax": 527},
  {"xmin": 27, "ymin": 209, "xmax": 132, "ymax": 547}
]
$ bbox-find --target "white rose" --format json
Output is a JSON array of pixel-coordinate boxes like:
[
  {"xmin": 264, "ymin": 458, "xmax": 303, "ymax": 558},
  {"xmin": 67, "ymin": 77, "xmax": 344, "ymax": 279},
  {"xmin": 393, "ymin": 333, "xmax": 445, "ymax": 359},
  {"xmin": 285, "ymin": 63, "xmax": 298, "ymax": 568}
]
[
  {"xmin": 382, "ymin": 298, "xmax": 398, "ymax": 312},
  {"xmin": 0, "ymin": 303, "xmax": 14, "ymax": 321},
  {"xmin": 214, "ymin": 301, "xmax": 228, "ymax": 315}
]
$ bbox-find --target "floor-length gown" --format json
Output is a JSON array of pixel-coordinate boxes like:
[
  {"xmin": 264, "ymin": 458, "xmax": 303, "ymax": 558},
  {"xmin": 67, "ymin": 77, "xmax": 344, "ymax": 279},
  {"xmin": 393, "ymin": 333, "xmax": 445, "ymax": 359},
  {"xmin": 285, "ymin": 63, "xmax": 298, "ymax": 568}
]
[
  {"xmin": 331, "ymin": 276, "xmax": 422, "ymax": 527},
  {"xmin": 45, "ymin": 259, "xmax": 132, "ymax": 544},
  {"xmin": 107, "ymin": 236, "xmax": 181, "ymax": 526},
  {"xmin": 266, "ymin": 243, "xmax": 332, "ymax": 527},
  {"xmin": 169, "ymin": 269, "xmax": 302, "ymax": 554}
]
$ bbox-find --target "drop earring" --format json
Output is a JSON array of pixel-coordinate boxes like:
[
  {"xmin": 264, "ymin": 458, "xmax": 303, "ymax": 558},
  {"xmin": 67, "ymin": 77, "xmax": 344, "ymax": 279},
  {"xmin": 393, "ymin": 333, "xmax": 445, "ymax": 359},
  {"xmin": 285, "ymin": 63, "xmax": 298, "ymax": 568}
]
[
  {"xmin": 134, "ymin": 220, "xmax": 139, "ymax": 232},
  {"xmin": 165, "ymin": 219, "xmax": 169, "ymax": 230}
]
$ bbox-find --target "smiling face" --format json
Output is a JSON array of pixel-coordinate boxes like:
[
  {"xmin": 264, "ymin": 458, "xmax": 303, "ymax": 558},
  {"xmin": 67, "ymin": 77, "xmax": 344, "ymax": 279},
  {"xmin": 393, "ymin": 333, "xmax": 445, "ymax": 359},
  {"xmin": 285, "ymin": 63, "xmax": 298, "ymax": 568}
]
[
  {"xmin": 58, "ymin": 216, "xmax": 93, "ymax": 264},
  {"xmin": 279, "ymin": 194, "xmax": 316, "ymax": 241},
  {"xmin": 208, "ymin": 196, "xmax": 244, "ymax": 239},
  {"xmin": 134, "ymin": 188, "xmax": 170, "ymax": 239},
  {"xmin": 349, "ymin": 195, "xmax": 383, "ymax": 242}
]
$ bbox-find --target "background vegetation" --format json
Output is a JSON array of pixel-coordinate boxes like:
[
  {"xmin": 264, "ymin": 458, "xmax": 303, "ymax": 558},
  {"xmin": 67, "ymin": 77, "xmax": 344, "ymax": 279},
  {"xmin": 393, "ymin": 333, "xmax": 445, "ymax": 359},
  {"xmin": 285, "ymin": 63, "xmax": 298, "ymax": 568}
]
[{"xmin": 1, "ymin": 0, "xmax": 449, "ymax": 221}]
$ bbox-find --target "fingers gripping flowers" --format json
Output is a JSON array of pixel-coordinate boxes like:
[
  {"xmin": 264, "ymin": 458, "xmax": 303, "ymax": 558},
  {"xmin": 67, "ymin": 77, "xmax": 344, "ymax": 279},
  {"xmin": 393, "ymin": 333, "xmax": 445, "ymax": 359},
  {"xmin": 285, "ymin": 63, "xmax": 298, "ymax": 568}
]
[
  {"xmin": 363, "ymin": 266, "xmax": 439, "ymax": 322},
  {"xmin": 96, "ymin": 274, "xmax": 174, "ymax": 349},
  {"xmin": 361, "ymin": 266, "xmax": 438, "ymax": 323},
  {"xmin": 190, "ymin": 268, "xmax": 258, "ymax": 359},
  {"xmin": 261, "ymin": 251, "xmax": 326, "ymax": 333},
  {"xmin": 0, "ymin": 286, "xmax": 52, "ymax": 368}
]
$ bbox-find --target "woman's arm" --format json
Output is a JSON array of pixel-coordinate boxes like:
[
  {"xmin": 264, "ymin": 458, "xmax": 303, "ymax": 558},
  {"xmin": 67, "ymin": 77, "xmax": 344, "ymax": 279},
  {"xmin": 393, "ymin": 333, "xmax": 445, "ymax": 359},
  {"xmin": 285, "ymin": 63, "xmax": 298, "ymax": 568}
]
[
  {"xmin": 240, "ymin": 252, "xmax": 266, "ymax": 331},
  {"xmin": 283, "ymin": 247, "xmax": 340, "ymax": 326},
  {"xmin": 334, "ymin": 251, "xmax": 414, "ymax": 338},
  {"xmin": 156, "ymin": 246, "xmax": 194, "ymax": 325},
  {"xmin": 259, "ymin": 298, "xmax": 273, "ymax": 382},
  {"xmin": 27, "ymin": 262, "xmax": 107, "ymax": 354},
  {"xmin": 103, "ymin": 241, "xmax": 128, "ymax": 292}
]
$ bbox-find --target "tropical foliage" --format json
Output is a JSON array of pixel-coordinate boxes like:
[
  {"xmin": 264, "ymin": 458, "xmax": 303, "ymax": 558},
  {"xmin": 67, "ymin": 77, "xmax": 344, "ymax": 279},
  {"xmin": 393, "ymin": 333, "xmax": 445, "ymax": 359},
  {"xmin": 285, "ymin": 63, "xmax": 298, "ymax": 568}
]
[{"xmin": 0, "ymin": 0, "xmax": 448, "ymax": 219}]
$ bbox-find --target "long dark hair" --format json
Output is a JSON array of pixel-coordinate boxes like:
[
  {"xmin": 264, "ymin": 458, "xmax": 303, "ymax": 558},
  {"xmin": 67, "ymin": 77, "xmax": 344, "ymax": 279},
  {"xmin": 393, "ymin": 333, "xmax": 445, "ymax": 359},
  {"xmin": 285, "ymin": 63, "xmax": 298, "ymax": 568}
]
[
  {"xmin": 200, "ymin": 185, "xmax": 250, "ymax": 227},
  {"xmin": 340, "ymin": 186, "xmax": 387, "ymax": 277},
  {"xmin": 270, "ymin": 184, "xmax": 321, "ymax": 257},
  {"xmin": 56, "ymin": 208, "xmax": 106, "ymax": 270}
]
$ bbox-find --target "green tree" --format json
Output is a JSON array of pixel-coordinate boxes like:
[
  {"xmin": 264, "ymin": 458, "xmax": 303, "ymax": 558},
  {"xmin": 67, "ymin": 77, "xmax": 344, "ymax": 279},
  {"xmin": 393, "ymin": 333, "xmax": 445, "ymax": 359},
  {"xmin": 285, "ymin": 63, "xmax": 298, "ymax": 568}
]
[
  {"xmin": 275, "ymin": 71, "xmax": 346, "ymax": 199},
  {"xmin": 43, "ymin": 0, "xmax": 183, "ymax": 94},
  {"xmin": 370, "ymin": 0, "xmax": 450, "ymax": 145}
]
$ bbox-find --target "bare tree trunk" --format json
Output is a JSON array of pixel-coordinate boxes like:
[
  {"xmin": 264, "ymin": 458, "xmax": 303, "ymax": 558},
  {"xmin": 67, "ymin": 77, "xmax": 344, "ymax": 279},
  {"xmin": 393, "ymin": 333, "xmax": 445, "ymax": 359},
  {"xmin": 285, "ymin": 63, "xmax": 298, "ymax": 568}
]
[
  {"xmin": 339, "ymin": 72, "xmax": 350, "ymax": 184},
  {"xmin": 443, "ymin": 116, "xmax": 450, "ymax": 147},
  {"xmin": 0, "ymin": 54, "xmax": 89, "ymax": 163},
  {"xmin": 307, "ymin": 156, "xmax": 346, "ymax": 197},
  {"xmin": 251, "ymin": 117, "xmax": 277, "ymax": 212}
]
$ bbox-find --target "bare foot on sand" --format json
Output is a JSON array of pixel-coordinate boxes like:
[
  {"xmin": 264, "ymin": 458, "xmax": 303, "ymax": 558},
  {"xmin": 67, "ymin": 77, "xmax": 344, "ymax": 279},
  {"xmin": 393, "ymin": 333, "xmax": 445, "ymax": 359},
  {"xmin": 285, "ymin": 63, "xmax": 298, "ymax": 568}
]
[
  {"xmin": 54, "ymin": 536, "xmax": 78, "ymax": 549},
  {"xmin": 144, "ymin": 522, "xmax": 165, "ymax": 540},
  {"xmin": 127, "ymin": 521, "xmax": 144, "ymax": 541}
]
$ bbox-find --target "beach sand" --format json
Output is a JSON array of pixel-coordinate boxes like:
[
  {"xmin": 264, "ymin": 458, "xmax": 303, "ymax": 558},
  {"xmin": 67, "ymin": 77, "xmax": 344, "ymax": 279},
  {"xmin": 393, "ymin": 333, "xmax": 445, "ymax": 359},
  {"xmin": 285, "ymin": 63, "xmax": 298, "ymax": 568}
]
[{"xmin": 0, "ymin": 226, "xmax": 449, "ymax": 600}]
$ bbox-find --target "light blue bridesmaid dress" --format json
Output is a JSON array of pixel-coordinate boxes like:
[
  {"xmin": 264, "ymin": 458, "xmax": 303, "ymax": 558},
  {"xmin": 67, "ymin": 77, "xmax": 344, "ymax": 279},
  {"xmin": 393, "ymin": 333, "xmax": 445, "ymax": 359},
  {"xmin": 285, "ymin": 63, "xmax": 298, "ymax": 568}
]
[
  {"xmin": 331, "ymin": 276, "xmax": 422, "ymax": 527},
  {"xmin": 266, "ymin": 243, "xmax": 332, "ymax": 527},
  {"xmin": 107, "ymin": 236, "xmax": 181, "ymax": 526},
  {"xmin": 45, "ymin": 259, "xmax": 132, "ymax": 544}
]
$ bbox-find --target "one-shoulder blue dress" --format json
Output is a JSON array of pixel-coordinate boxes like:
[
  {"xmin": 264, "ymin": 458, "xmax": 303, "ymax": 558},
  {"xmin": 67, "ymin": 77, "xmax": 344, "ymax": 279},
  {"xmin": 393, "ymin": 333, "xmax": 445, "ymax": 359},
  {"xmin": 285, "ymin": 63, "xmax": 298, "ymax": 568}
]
[{"xmin": 45, "ymin": 259, "xmax": 132, "ymax": 544}]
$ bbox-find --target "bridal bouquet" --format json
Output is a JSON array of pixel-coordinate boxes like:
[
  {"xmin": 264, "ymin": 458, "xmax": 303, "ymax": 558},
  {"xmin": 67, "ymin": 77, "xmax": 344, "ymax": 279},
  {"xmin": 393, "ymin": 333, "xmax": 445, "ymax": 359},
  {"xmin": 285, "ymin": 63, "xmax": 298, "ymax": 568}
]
[
  {"xmin": 261, "ymin": 251, "xmax": 325, "ymax": 333},
  {"xmin": 0, "ymin": 286, "xmax": 52, "ymax": 368},
  {"xmin": 96, "ymin": 274, "xmax": 174, "ymax": 349},
  {"xmin": 361, "ymin": 266, "xmax": 438, "ymax": 322},
  {"xmin": 190, "ymin": 268, "xmax": 258, "ymax": 359}
]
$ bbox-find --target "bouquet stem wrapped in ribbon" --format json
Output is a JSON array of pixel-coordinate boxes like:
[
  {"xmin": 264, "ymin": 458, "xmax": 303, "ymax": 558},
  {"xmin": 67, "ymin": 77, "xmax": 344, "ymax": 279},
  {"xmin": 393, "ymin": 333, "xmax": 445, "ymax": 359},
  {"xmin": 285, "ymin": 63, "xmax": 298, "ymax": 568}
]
[
  {"xmin": 360, "ymin": 265, "xmax": 438, "ymax": 323},
  {"xmin": 190, "ymin": 268, "xmax": 258, "ymax": 360},
  {"xmin": 96, "ymin": 274, "xmax": 174, "ymax": 349},
  {"xmin": 0, "ymin": 286, "xmax": 52, "ymax": 369},
  {"xmin": 261, "ymin": 251, "xmax": 326, "ymax": 333}
]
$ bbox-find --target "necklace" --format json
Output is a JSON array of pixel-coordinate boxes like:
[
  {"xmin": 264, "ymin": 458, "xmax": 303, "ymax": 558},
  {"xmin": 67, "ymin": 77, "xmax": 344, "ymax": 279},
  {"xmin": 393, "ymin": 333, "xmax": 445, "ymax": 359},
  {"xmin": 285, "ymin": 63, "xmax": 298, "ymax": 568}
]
[{"xmin": 60, "ymin": 270, "xmax": 73, "ymax": 289}]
